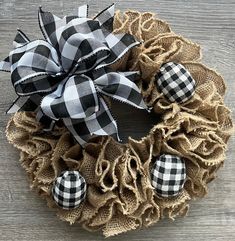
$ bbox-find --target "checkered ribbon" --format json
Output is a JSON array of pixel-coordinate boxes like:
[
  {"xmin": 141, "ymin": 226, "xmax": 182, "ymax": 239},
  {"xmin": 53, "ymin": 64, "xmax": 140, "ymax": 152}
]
[{"xmin": 0, "ymin": 4, "xmax": 148, "ymax": 146}]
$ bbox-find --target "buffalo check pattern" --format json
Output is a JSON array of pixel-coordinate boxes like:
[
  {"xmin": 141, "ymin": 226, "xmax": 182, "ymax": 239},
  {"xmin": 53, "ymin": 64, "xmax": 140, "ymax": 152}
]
[
  {"xmin": 0, "ymin": 4, "xmax": 148, "ymax": 146},
  {"xmin": 52, "ymin": 171, "xmax": 87, "ymax": 209},
  {"xmin": 156, "ymin": 62, "xmax": 196, "ymax": 103},
  {"xmin": 151, "ymin": 154, "xmax": 186, "ymax": 197}
]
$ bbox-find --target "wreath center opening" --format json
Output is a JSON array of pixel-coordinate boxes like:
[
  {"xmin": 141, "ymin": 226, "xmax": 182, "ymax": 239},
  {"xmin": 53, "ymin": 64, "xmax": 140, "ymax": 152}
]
[{"xmin": 110, "ymin": 99, "xmax": 158, "ymax": 143}]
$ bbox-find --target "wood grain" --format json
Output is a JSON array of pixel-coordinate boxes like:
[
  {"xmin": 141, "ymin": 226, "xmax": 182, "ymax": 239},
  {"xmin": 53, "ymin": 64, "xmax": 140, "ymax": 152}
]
[{"xmin": 0, "ymin": 1, "xmax": 235, "ymax": 240}]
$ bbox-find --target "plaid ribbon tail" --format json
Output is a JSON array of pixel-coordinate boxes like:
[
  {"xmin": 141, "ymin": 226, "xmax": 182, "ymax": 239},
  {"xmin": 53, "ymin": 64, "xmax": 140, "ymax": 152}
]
[
  {"xmin": 36, "ymin": 109, "xmax": 56, "ymax": 131},
  {"xmin": 0, "ymin": 57, "xmax": 11, "ymax": 72},
  {"xmin": 38, "ymin": 7, "xmax": 62, "ymax": 45},
  {"xmin": 6, "ymin": 95, "xmax": 56, "ymax": 133},
  {"xmin": 6, "ymin": 94, "xmax": 43, "ymax": 114},
  {"xmin": 77, "ymin": 5, "xmax": 88, "ymax": 18},
  {"xmin": 0, "ymin": 29, "xmax": 30, "ymax": 72},
  {"xmin": 93, "ymin": 3, "xmax": 140, "ymax": 68},
  {"xmin": 93, "ymin": 3, "xmax": 115, "ymax": 36},
  {"xmin": 63, "ymin": 97, "xmax": 119, "ymax": 146},
  {"xmin": 13, "ymin": 29, "xmax": 30, "ymax": 48}
]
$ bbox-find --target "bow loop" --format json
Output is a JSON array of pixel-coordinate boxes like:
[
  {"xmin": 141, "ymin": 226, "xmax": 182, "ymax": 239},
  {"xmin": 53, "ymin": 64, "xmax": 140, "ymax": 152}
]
[
  {"xmin": 41, "ymin": 75, "xmax": 99, "ymax": 120},
  {"xmin": 93, "ymin": 68, "xmax": 147, "ymax": 109},
  {"xmin": 9, "ymin": 39, "xmax": 63, "ymax": 95},
  {"xmin": 39, "ymin": 7, "xmax": 112, "ymax": 73},
  {"xmin": 58, "ymin": 18, "xmax": 110, "ymax": 72},
  {"xmin": 96, "ymin": 33, "xmax": 140, "ymax": 69}
]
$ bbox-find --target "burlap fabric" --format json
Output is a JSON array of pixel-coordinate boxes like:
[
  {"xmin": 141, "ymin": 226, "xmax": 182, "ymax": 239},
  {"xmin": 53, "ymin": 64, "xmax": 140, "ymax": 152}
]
[{"xmin": 5, "ymin": 10, "xmax": 234, "ymax": 237}]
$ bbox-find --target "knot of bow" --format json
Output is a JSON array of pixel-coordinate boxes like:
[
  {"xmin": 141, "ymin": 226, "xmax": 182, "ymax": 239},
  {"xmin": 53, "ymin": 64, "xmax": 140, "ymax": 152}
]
[{"xmin": 0, "ymin": 4, "xmax": 148, "ymax": 146}]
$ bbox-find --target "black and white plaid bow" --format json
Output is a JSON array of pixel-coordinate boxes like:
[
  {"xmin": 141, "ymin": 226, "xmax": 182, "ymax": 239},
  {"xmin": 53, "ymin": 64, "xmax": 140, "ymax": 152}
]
[{"xmin": 0, "ymin": 4, "xmax": 148, "ymax": 146}]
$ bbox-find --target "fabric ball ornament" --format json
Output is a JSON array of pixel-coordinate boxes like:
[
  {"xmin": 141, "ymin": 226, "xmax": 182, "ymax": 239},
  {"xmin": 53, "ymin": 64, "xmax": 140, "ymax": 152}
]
[
  {"xmin": 151, "ymin": 154, "xmax": 186, "ymax": 197},
  {"xmin": 52, "ymin": 170, "xmax": 87, "ymax": 209},
  {"xmin": 156, "ymin": 62, "xmax": 196, "ymax": 103}
]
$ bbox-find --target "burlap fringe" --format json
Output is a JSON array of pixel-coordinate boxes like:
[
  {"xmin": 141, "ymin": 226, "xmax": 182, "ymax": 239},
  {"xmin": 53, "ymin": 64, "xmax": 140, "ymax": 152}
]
[{"xmin": 5, "ymin": 10, "xmax": 234, "ymax": 237}]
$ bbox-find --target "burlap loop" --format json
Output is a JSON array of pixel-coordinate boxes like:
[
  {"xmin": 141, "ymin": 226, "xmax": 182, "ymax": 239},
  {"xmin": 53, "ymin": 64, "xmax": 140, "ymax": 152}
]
[
  {"xmin": 5, "ymin": 10, "xmax": 233, "ymax": 237},
  {"xmin": 113, "ymin": 10, "xmax": 201, "ymax": 81}
]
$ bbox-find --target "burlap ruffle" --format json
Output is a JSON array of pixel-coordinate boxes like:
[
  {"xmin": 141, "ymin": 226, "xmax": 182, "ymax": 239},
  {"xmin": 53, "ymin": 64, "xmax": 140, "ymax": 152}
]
[{"xmin": 5, "ymin": 10, "xmax": 233, "ymax": 237}]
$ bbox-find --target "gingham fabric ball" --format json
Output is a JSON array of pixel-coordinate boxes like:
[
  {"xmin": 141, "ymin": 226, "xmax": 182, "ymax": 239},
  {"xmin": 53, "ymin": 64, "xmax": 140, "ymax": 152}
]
[
  {"xmin": 151, "ymin": 154, "xmax": 186, "ymax": 197},
  {"xmin": 52, "ymin": 171, "xmax": 87, "ymax": 209},
  {"xmin": 156, "ymin": 62, "xmax": 196, "ymax": 103}
]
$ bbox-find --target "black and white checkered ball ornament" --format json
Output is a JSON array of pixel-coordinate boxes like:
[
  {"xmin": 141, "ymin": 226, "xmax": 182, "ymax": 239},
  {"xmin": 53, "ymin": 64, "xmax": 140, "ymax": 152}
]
[
  {"xmin": 52, "ymin": 171, "xmax": 87, "ymax": 209},
  {"xmin": 156, "ymin": 62, "xmax": 196, "ymax": 103},
  {"xmin": 151, "ymin": 154, "xmax": 186, "ymax": 197}
]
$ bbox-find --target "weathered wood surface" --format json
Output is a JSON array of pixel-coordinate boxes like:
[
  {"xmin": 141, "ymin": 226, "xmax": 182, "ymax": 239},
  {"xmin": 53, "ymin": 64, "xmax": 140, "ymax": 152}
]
[{"xmin": 0, "ymin": 0, "xmax": 234, "ymax": 240}]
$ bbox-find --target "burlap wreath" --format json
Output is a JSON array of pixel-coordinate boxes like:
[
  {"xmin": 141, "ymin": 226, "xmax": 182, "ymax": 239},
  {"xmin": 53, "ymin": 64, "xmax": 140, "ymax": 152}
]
[{"xmin": 5, "ymin": 10, "xmax": 233, "ymax": 237}]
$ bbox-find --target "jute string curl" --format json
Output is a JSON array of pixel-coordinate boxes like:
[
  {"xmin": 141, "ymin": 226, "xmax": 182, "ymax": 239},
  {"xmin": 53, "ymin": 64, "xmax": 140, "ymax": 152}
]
[{"xmin": 6, "ymin": 10, "xmax": 233, "ymax": 237}]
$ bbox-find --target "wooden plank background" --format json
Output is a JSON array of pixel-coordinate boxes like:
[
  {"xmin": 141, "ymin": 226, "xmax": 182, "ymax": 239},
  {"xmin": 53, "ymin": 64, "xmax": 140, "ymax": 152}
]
[{"xmin": 0, "ymin": 0, "xmax": 234, "ymax": 240}]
